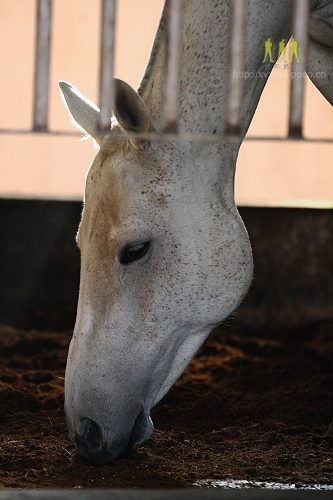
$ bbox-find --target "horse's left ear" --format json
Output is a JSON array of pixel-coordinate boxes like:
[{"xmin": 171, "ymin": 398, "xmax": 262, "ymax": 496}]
[{"xmin": 113, "ymin": 78, "xmax": 151, "ymax": 135}]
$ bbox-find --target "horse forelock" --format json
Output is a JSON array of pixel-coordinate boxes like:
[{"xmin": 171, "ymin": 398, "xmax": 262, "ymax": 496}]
[{"xmin": 98, "ymin": 121, "xmax": 144, "ymax": 158}]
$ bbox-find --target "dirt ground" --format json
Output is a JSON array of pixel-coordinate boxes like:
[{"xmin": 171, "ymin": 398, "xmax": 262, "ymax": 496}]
[{"xmin": 0, "ymin": 321, "xmax": 332, "ymax": 489}]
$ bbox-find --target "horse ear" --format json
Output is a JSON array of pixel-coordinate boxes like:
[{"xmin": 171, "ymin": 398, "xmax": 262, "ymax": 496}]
[
  {"xmin": 59, "ymin": 79, "xmax": 151, "ymax": 143},
  {"xmin": 59, "ymin": 80, "xmax": 103, "ymax": 143},
  {"xmin": 113, "ymin": 78, "xmax": 151, "ymax": 135}
]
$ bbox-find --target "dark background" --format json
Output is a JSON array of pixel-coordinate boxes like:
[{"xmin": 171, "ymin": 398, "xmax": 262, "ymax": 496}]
[{"xmin": 1, "ymin": 198, "xmax": 332, "ymax": 331}]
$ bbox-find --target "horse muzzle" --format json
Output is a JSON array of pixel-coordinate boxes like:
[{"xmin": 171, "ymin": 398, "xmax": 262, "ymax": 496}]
[{"xmin": 72, "ymin": 411, "xmax": 154, "ymax": 463}]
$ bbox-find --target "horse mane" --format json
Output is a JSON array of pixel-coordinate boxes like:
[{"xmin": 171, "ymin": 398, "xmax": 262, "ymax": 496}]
[{"xmin": 137, "ymin": 0, "xmax": 169, "ymax": 97}]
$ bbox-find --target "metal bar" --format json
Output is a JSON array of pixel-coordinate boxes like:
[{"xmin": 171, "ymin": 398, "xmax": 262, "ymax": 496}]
[
  {"xmin": 161, "ymin": 0, "xmax": 184, "ymax": 133},
  {"xmin": 33, "ymin": 0, "xmax": 52, "ymax": 132},
  {"xmin": 97, "ymin": 0, "xmax": 117, "ymax": 133},
  {"xmin": 288, "ymin": 0, "xmax": 309, "ymax": 138},
  {"xmin": 2, "ymin": 128, "xmax": 332, "ymax": 145},
  {"xmin": 225, "ymin": 0, "xmax": 247, "ymax": 135}
]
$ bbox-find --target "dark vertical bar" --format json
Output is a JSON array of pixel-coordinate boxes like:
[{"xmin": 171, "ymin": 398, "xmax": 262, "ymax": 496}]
[
  {"xmin": 97, "ymin": 0, "xmax": 117, "ymax": 133},
  {"xmin": 225, "ymin": 0, "xmax": 247, "ymax": 135},
  {"xmin": 33, "ymin": 0, "xmax": 52, "ymax": 132},
  {"xmin": 161, "ymin": 0, "xmax": 184, "ymax": 133},
  {"xmin": 288, "ymin": 0, "xmax": 309, "ymax": 138}
]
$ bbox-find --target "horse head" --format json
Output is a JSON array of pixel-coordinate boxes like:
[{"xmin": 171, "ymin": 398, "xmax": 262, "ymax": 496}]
[{"xmin": 59, "ymin": 78, "xmax": 253, "ymax": 462}]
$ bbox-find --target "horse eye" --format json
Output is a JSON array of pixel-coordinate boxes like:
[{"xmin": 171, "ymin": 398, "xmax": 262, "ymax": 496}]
[{"xmin": 119, "ymin": 241, "xmax": 151, "ymax": 265}]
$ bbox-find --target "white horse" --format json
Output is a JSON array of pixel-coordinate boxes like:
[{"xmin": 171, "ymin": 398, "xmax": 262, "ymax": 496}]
[{"xmin": 60, "ymin": 0, "xmax": 333, "ymax": 462}]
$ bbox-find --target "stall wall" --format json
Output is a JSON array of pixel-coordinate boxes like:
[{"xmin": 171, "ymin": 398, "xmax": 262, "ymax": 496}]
[
  {"xmin": 0, "ymin": 0, "xmax": 332, "ymax": 205},
  {"xmin": 1, "ymin": 199, "xmax": 332, "ymax": 331}
]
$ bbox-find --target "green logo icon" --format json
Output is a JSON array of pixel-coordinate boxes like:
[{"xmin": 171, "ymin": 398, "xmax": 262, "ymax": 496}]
[{"xmin": 262, "ymin": 38, "xmax": 300, "ymax": 63}]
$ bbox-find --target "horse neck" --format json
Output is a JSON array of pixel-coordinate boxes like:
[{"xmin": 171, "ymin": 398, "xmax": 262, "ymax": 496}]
[
  {"xmin": 139, "ymin": 0, "xmax": 292, "ymax": 202},
  {"xmin": 140, "ymin": 0, "xmax": 292, "ymax": 135}
]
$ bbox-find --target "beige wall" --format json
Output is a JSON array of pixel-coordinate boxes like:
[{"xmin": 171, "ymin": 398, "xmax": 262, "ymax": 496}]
[
  {"xmin": 0, "ymin": 0, "xmax": 332, "ymax": 206},
  {"xmin": 237, "ymin": 68, "xmax": 333, "ymax": 207}
]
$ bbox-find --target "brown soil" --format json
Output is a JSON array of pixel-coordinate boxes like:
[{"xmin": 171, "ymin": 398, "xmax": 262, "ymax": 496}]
[{"xmin": 0, "ymin": 321, "xmax": 333, "ymax": 489}]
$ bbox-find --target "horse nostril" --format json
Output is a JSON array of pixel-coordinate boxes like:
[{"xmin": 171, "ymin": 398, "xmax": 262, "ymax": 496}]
[
  {"xmin": 75, "ymin": 417, "xmax": 105, "ymax": 458},
  {"xmin": 73, "ymin": 412, "xmax": 153, "ymax": 462}
]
